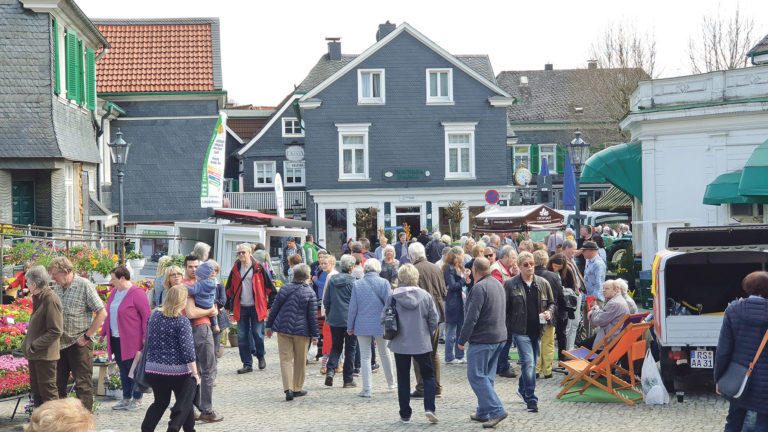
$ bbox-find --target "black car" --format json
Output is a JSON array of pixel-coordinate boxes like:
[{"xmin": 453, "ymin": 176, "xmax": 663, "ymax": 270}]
[{"xmin": 150, "ymin": 250, "xmax": 167, "ymax": 262}]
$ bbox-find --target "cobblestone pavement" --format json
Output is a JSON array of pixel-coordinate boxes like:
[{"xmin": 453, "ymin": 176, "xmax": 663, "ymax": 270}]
[{"xmin": 0, "ymin": 337, "xmax": 729, "ymax": 431}]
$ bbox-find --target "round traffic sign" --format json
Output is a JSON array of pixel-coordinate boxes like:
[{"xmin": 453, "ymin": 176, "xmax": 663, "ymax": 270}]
[{"xmin": 485, "ymin": 189, "xmax": 500, "ymax": 205}]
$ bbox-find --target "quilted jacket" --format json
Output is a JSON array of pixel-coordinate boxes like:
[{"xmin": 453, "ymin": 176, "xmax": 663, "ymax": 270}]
[
  {"xmin": 714, "ymin": 296, "xmax": 768, "ymax": 413},
  {"xmin": 265, "ymin": 282, "xmax": 319, "ymax": 339}
]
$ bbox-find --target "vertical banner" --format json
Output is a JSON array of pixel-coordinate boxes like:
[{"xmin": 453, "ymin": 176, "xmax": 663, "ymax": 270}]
[
  {"xmin": 274, "ymin": 173, "xmax": 285, "ymax": 218},
  {"xmin": 201, "ymin": 112, "xmax": 227, "ymax": 208}
]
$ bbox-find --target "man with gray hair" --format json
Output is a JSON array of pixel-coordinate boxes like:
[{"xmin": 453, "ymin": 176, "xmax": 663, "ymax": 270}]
[
  {"xmin": 425, "ymin": 231, "xmax": 445, "ymax": 263},
  {"xmin": 409, "ymin": 242, "xmax": 447, "ymax": 398},
  {"xmin": 489, "ymin": 234, "xmax": 502, "ymax": 259},
  {"xmin": 323, "ymin": 255, "xmax": 358, "ymax": 388}
]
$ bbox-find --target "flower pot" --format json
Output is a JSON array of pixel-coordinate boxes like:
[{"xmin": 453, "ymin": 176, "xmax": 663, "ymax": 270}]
[
  {"xmin": 105, "ymin": 388, "xmax": 120, "ymax": 398},
  {"xmin": 128, "ymin": 258, "xmax": 146, "ymax": 270},
  {"xmin": 228, "ymin": 333, "xmax": 238, "ymax": 347},
  {"xmin": 91, "ymin": 273, "xmax": 110, "ymax": 285}
]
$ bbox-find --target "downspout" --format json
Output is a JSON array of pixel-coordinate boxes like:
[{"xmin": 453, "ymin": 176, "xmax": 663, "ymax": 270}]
[{"xmin": 91, "ymin": 102, "xmax": 116, "ymax": 203}]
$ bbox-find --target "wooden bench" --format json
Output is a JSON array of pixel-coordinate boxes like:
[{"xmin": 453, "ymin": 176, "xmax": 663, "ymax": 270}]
[{"xmin": 94, "ymin": 361, "xmax": 116, "ymax": 396}]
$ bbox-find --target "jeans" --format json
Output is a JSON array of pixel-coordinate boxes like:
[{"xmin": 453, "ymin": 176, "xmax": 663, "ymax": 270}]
[
  {"xmin": 497, "ymin": 335, "xmax": 514, "ymax": 373},
  {"xmin": 326, "ymin": 326, "xmax": 357, "ymax": 383},
  {"xmin": 444, "ymin": 319, "xmax": 464, "ymax": 362},
  {"xmin": 565, "ymin": 292, "xmax": 583, "ymax": 351},
  {"xmin": 724, "ymin": 404, "xmax": 768, "ymax": 432},
  {"xmin": 394, "ymin": 352, "xmax": 435, "ymax": 420},
  {"xmin": 511, "ymin": 333, "xmax": 540, "ymax": 404},
  {"xmin": 192, "ymin": 324, "xmax": 216, "ymax": 414},
  {"xmin": 357, "ymin": 335, "xmax": 396, "ymax": 392},
  {"xmin": 141, "ymin": 373, "xmax": 196, "ymax": 432},
  {"xmin": 467, "ymin": 342, "xmax": 506, "ymax": 419},
  {"xmin": 238, "ymin": 306, "xmax": 266, "ymax": 367},
  {"xmin": 111, "ymin": 336, "xmax": 143, "ymax": 400}
]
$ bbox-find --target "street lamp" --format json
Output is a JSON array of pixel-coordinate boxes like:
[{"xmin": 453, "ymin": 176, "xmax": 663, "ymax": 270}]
[
  {"xmin": 108, "ymin": 129, "xmax": 131, "ymax": 249},
  {"xmin": 567, "ymin": 129, "xmax": 590, "ymax": 237},
  {"xmin": 292, "ymin": 199, "xmax": 302, "ymax": 220}
]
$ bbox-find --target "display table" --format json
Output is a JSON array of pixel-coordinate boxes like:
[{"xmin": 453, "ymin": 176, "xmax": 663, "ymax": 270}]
[
  {"xmin": 94, "ymin": 361, "xmax": 116, "ymax": 396},
  {"xmin": 0, "ymin": 393, "xmax": 27, "ymax": 419}
]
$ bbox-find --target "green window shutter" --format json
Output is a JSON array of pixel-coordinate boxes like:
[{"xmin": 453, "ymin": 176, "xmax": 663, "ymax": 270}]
[
  {"xmin": 65, "ymin": 29, "xmax": 78, "ymax": 100},
  {"xmin": 86, "ymin": 48, "xmax": 96, "ymax": 110},
  {"xmin": 77, "ymin": 40, "xmax": 84, "ymax": 105},
  {"xmin": 53, "ymin": 19, "xmax": 60, "ymax": 95},
  {"xmin": 556, "ymin": 144, "xmax": 566, "ymax": 174},
  {"xmin": 530, "ymin": 144, "xmax": 540, "ymax": 174}
]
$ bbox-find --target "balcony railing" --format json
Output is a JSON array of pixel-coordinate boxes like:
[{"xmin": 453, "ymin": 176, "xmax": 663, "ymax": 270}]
[{"xmin": 224, "ymin": 191, "xmax": 307, "ymax": 212}]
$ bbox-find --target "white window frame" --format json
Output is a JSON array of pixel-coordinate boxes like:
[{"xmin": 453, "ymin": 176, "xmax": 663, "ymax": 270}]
[
  {"xmin": 442, "ymin": 122, "xmax": 477, "ymax": 180},
  {"xmin": 253, "ymin": 161, "xmax": 276, "ymax": 188},
  {"xmin": 539, "ymin": 144, "xmax": 556, "ymax": 173},
  {"xmin": 426, "ymin": 68, "xmax": 454, "ymax": 105},
  {"xmin": 357, "ymin": 69, "xmax": 385, "ymax": 105},
  {"xmin": 283, "ymin": 161, "xmax": 305, "ymax": 187},
  {"xmin": 281, "ymin": 117, "xmax": 304, "ymax": 138},
  {"xmin": 336, "ymin": 123, "xmax": 371, "ymax": 181},
  {"xmin": 512, "ymin": 145, "xmax": 530, "ymax": 172}
]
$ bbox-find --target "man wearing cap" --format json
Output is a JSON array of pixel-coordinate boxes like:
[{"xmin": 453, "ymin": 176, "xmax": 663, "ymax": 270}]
[{"xmin": 581, "ymin": 241, "xmax": 606, "ymax": 303}]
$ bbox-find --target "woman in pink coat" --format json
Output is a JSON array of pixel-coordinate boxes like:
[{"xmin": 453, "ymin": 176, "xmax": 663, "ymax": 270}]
[{"xmin": 99, "ymin": 266, "xmax": 151, "ymax": 410}]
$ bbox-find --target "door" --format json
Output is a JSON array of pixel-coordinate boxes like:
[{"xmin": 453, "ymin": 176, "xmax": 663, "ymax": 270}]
[
  {"xmin": 395, "ymin": 206, "xmax": 421, "ymax": 239},
  {"xmin": 12, "ymin": 181, "xmax": 35, "ymax": 225}
]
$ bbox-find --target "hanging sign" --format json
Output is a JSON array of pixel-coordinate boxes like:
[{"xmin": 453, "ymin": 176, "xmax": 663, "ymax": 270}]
[
  {"xmin": 201, "ymin": 113, "xmax": 227, "ymax": 208},
  {"xmin": 275, "ymin": 173, "xmax": 285, "ymax": 218}
]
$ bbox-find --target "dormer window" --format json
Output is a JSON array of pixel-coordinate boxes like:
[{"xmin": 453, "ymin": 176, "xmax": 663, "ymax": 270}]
[
  {"xmin": 358, "ymin": 69, "xmax": 385, "ymax": 104},
  {"xmin": 426, "ymin": 68, "xmax": 453, "ymax": 104}
]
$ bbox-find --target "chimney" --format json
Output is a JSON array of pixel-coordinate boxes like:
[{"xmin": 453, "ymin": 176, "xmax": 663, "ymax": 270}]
[
  {"xmin": 326, "ymin": 37, "xmax": 341, "ymax": 61},
  {"xmin": 544, "ymin": 63, "xmax": 553, "ymax": 71},
  {"xmin": 587, "ymin": 59, "xmax": 598, "ymax": 70},
  {"xmin": 376, "ymin": 21, "xmax": 396, "ymax": 41}
]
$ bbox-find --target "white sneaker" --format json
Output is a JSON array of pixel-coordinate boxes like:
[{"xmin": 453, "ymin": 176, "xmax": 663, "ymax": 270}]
[
  {"xmin": 446, "ymin": 359, "xmax": 461, "ymax": 365},
  {"xmin": 112, "ymin": 399, "xmax": 131, "ymax": 410},
  {"xmin": 125, "ymin": 399, "xmax": 142, "ymax": 410},
  {"xmin": 400, "ymin": 417, "xmax": 411, "ymax": 424},
  {"xmin": 425, "ymin": 411, "xmax": 439, "ymax": 423},
  {"xmin": 458, "ymin": 358, "xmax": 467, "ymax": 364},
  {"xmin": 388, "ymin": 384, "xmax": 398, "ymax": 390}
]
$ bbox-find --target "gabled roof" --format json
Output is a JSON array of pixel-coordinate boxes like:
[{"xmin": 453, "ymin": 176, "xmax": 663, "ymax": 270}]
[
  {"xmin": 93, "ymin": 18, "xmax": 223, "ymax": 93},
  {"xmin": 748, "ymin": 33, "xmax": 768, "ymax": 57},
  {"xmin": 236, "ymin": 93, "xmax": 300, "ymax": 157},
  {"xmin": 300, "ymin": 22, "xmax": 510, "ymax": 101}
]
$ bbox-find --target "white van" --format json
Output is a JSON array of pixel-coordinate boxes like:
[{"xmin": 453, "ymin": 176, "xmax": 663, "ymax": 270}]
[{"xmin": 652, "ymin": 225, "xmax": 768, "ymax": 401}]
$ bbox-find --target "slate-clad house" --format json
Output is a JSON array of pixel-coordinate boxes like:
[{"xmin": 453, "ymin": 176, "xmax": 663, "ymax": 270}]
[
  {"xmin": 93, "ymin": 18, "xmax": 226, "ymax": 247},
  {"xmin": 0, "ymin": 0, "xmax": 114, "ymax": 229},
  {"xmin": 293, "ymin": 22, "xmax": 516, "ymax": 254}
]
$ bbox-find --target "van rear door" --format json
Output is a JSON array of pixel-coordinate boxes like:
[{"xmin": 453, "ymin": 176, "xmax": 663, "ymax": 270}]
[{"xmin": 666, "ymin": 225, "xmax": 768, "ymax": 251}]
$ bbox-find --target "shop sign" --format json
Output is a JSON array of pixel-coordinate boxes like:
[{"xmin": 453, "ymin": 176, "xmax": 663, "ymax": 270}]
[
  {"xmin": 141, "ymin": 230, "xmax": 168, "ymax": 235},
  {"xmin": 285, "ymin": 146, "xmax": 305, "ymax": 161},
  {"xmin": 384, "ymin": 169, "xmax": 430, "ymax": 181},
  {"xmin": 285, "ymin": 161, "xmax": 305, "ymax": 169}
]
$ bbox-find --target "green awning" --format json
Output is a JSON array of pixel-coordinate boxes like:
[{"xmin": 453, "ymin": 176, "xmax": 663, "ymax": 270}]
[
  {"xmin": 703, "ymin": 171, "xmax": 754, "ymax": 205},
  {"xmin": 739, "ymin": 138, "xmax": 768, "ymax": 197},
  {"xmin": 580, "ymin": 141, "xmax": 642, "ymax": 202}
]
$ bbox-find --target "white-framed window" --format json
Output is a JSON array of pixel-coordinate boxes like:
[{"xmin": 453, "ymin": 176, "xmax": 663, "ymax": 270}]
[
  {"xmin": 442, "ymin": 122, "xmax": 477, "ymax": 179},
  {"xmin": 282, "ymin": 117, "xmax": 303, "ymax": 137},
  {"xmin": 426, "ymin": 68, "xmax": 453, "ymax": 104},
  {"xmin": 283, "ymin": 161, "xmax": 305, "ymax": 186},
  {"xmin": 253, "ymin": 161, "xmax": 276, "ymax": 187},
  {"xmin": 336, "ymin": 123, "xmax": 371, "ymax": 180},
  {"xmin": 357, "ymin": 69, "xmax": 385, "ymax": 104},
  {"xmin": 539, "ymin": 144, "xmax": 556, "ymax": 172},
  {"xmin": 512, "ymin": 145, "xmax": 530, "ymax": 172}
]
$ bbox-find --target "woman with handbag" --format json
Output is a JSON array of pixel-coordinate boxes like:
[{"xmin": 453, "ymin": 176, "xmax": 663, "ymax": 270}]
[
  {"xmin": 131, "ymin": 285, "xmax": 200, "ymax": 432},
  {"xmin": 265, "ymin": 264, "xmax": 319, "ymax": 401},
  {"xmin": 714, "ymin": 271, "xmax": 768, "ymax": 431}
]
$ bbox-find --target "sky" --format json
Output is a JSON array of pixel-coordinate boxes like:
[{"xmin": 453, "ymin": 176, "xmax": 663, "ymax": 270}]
[{"xmin": 76, "ymin": 0, "xmax": 768, "ymax": 106}]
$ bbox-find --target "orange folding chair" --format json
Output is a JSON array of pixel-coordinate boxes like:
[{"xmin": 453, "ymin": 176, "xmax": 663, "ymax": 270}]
[
  {"xmin": 560, "ymin": 312, "xmax": 649, "ymax": 365},
  {"xmin": 557, "ymin": 320, "xmax": 653, "ymax": 406}
]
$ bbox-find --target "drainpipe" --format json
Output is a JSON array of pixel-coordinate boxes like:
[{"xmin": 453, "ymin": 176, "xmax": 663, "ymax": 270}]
[
  {"xmin": 91, "ymin": 103, "xmax": 116, "ymax": 204},
  {"xmin": 95, "ymin": 47, "xmax": 108, "ymax": 62}
]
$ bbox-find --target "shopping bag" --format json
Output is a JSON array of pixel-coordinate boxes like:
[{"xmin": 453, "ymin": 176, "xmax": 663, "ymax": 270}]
[
  {"xmin": 307, "ymin": 343, "xmax": 318, "ymax": 362},
  {"xmin": 641, "ymin": 349, "xmax": 669, "ymax": 405}
]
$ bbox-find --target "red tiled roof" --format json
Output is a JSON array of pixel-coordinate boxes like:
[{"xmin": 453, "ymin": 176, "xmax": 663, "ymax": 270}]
[
  {"xmin": 228, "ymin": 118, "xmax": 270, "ymax": 141},
  {"xmin": 95, "ymin": 23, "xmax": 214, "ymax": 93}
]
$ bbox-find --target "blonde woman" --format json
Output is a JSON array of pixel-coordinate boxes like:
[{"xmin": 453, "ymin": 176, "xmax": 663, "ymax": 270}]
[
  {"xmin": 24, "ymin": 398, "xmax": 93, "ymax": 432},
  {"xmin": 131, "ymin": 285, "xmax": 201, "ymax": 432},
  {"xmin": 151, "ymin": 256, "xmax": 173, "ymax": 308}
]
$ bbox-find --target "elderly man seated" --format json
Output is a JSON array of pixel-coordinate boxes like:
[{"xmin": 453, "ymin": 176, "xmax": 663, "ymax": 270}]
[{"xmin": 582, "ymin": 280, "xmax": 629, "ymax": 350}]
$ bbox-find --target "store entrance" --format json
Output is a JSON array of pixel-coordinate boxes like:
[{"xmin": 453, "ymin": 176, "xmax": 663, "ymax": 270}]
[{"xmin": 395, "ymin": 206, "xmax": 421, "ymax": 240}]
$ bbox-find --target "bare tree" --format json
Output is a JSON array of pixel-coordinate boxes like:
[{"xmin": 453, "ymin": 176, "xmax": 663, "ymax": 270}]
[{"xmin": 687, "ymin": 5, "xmax": 755, "ymax": 73}]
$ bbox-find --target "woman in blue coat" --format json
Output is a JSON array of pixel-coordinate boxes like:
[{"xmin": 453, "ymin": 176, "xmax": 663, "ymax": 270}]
[
  {"xmin": 443, "ymin": 248, "xmax": 469, "ymax": 364},
  {"xmin": 714, "ymin": 271, "xmax": 768, "ymax": 431}
]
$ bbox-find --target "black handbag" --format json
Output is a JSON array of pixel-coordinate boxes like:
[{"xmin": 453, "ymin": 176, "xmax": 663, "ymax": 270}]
[
  {"xmin": 382, "ymin": 296, "xmax": 399, "ymax": 340},
  {"xmin": 133, "ymin": 316, "xmax": 154, "ymax": 393},
  {"xmin": 717, "ymin": 329, "xmax": 768, "ymax": 398}
]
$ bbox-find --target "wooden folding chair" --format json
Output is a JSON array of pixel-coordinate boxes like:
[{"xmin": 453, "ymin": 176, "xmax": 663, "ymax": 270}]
[
  {"xmin": 557, "ymin": 320, "xmax": 653, "ymax": 406},
  {"xmin": 560, "ymin": 312, "xmax": 649, "ymax": 366}
]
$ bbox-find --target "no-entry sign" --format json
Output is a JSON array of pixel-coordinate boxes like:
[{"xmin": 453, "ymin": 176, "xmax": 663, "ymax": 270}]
[{"xmin": 485, "ymin": 189, "xmax": 500, "ymax": 205}]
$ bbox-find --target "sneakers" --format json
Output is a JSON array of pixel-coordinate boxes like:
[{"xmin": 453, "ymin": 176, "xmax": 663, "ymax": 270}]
[
  {"xmin": 237, "ymin": 366, "xmax": 253, "ymax": 374},
  {"xmin": 371, "ymin": 363, "xmax": 380, "ymax": 373},
  {"xmin": 125, "ymin": 399, "xmax": 141, "ymax": 410},
  {"xmin": 425, "ymin": 411, "xmax": 439, "ymax": 423},
  {"xmin": 388, "ymin": 383, "xmax": 398, "ymax": 390},
  {"xmin": 343, "ymin": 381, "xmax": 357, "ymax": 388},
  {"xmin": 470, "ymin": 413, "xmax": 489, "ymax": 422},
  {"xmin": 526, "ymin": 402, "xmax": 539, "ymax": 413},
  {"xmin": 456, "ymin": 358, "xmax": 467, "ymax": 364},
  {"xmin": 400, "ymin": 418, "xmax": 411, "ymax": 424},
  {"xmin": 197, "ymin": 411, "xmax": 224, "ymax": 423},
  {"xmin": 483, "ymin": 412, "xmax": 509, "ymax": 428},
  {"xmin": 517, "ymin": 390, "xmax": 526, "ymax": 403},
  {"xmin": 498, "ymin": 369, "xmax": 517, "ymax": 378},
  {"xmin": 358, "ymin": 391, "xmax": 371, "ymax": 398},
  {"xmin": 409, "ymin": 390, "xmax": 424, "ymax": 399},
  {"xmin": 325, "ymin": 373, "xmax": 334, "ymax": 387},
  {"xmin": 446, "ymin": 359, "xmax": 461, "ymax": 365},
  {"xmin": 257, "ymin": 357, "xmax": 267, "ymax": 370},
  {"xmin": 112, "ymin": 399, "xmax": 131, "ymax": 410}
]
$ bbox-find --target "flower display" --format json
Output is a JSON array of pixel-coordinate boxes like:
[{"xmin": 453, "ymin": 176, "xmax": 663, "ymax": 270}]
[
  {"xmin": 104, "ymin": 372, "xmax": 122, "ymax": 390},
  {"xmin": 136, "ymin": 280, "xmax": 153, "ymax": 292},
  {"xmin": 0, "ymin": 354, "xmax": 29, "ymax": 397}
]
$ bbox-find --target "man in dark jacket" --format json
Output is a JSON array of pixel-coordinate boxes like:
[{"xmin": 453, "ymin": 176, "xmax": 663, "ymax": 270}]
[
  {"xmin": 417, "ymin": 230, "xmax": 430, "ymax": 246},
  {"xmin": 322, "ymin": 254, "xmax": 358, "ymax": 388},
  {"xmin": 503, "ymin": 251, "xmax": 555, "ymax": 414},
  {"xmin": 409, "ymin": 242, "xmax": 447, "ymax": 398},
  {"xmin": 532, "ymin": 250, "xmax": 563, "ymax": 376},
  {"xmin": 458, "ymin": 257, "xmax": 508, "ymax": 427},
  {"xmin": 425, "ymin": 232, "xmax": 445, "ymax": 264}
]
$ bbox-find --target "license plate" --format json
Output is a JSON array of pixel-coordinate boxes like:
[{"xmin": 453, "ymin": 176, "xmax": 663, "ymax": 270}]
[{"xmin": 690, "ymin": 350, "xmax": 714, "ymax": 368}]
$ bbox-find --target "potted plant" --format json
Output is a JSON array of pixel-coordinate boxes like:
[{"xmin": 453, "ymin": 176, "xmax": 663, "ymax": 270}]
[
  {"xmin": 104, "ymin": 372, "xmax": 121, "ymax": 398},
  {"xmin": 90, "ymin": 249, "xmax": 119, "ymax": 284},
  {"xmin": 126, "ymin": 250, "xmax": 146, "ymax": 270},
  {"xmin": 228, "ymin": 322, "xmax": 238, "ymax": 347}
]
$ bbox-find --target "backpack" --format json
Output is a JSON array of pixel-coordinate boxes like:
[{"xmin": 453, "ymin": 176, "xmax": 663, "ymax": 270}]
[
  {"xmin": 562, "ymin": 287, "xmax": 579, "ymax": 319},
  {"xmin": 382, "ymin": 296, "xmax": 399, "ymax": 340}
]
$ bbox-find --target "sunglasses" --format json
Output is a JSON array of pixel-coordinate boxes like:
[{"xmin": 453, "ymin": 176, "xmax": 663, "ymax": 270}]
[
  {"xmin": 521, "ymin": 262, "xmax": 535, "ymax": 268},
  {"xmin": 236, "ymin": 251, "xmax": 248, "ymax": 255},
  {"xmin": 484, "ymin": 254, "xmax": 494, "ymax": 258}
]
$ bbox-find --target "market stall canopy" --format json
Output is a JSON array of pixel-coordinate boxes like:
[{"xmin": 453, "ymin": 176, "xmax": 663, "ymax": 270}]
[
  {"xmin": 580, "ymin": 141, "xmax": 642, "ymax": 202},
  {"xmin": 702, "ymin": 171, "xmax": 766, "ymax": 205},
  {"xmin": 213, "ymin": 209, "xmax": 312, "ymax": 229},
  {"xmin": 555, "ymin": 210, "xmax": 630, "ymax": 227},
  {"xmin": 590, "ymin": 186, "xmax": 633, "ymax": 211},
  {"xmin": 739, "ymin": 138, "xmax": 768, "ymax": 198},
  {"xmin": 473, "ymin": 205, "xmax": 565, "ymax": 233}
]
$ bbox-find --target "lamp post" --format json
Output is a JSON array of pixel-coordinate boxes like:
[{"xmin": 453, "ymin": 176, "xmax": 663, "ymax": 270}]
[
  {"xmin": 108, "ymin": 129, "xmax": 131, "ymax": 257},
  {"xmin": 567, "ymin": 129, "xmax": 590, "ymax": 237},
  {"xmin": 292, "ymin": 199, "xmax": 302, "ymax": 220}
]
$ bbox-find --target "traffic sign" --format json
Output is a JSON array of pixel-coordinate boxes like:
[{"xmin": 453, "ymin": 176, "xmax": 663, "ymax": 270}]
[{"xmin": 485, "ymin": 189, "xmax": 500, "ymax": 205}]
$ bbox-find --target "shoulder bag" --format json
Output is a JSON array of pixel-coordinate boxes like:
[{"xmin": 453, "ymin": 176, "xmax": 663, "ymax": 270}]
[
  {"xmin": 717, "ymin": 328, "xmax": 768, "ymax": 399},
  {"xmin": 225, "ymin": 263, "xmax": 253, "ymax": 311},
  {"xmin": 382, "ymin": 296, "xmax": 399, "ymax": 340},
  {"xmin": 132, "ymin": 313, "xmax": 156, "ymax": 393}
]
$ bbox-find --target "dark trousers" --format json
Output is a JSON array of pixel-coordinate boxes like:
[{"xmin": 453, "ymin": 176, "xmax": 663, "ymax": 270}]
[
  {"xmin": 326, "ymin": 326, "xmax": 357, "ymax": 383},
  {"xmin": 724, "ymin": 404, "xmax": 768, "ymax": 432},
  {"xmin": 395, "ymin": 352, "xmax": 436, "ymax": 420},
  {"xmin": 497, "ymin": 335, "xmax": 514, "ymax": 373},
  {"xmin": 29, "ymin": 359, "xmax": 57, "ymax": 407},
  {"xmin": 413, "ymin": 329, "xmax": 442, "ymax": 394},
  {"xmin": 555, "ymin": 316, "xmax": 568, "ymax": 360},
  {"xmin": 111, "ymin": 336, "xmax": 143, "ymax": 401},
  {"xmin": 141, "ymin": 373, "xmax": 196, "ymax": 432},
  {"xmin": 57, "ymin": 341, "xmax": 94, "ymax": 410}
]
